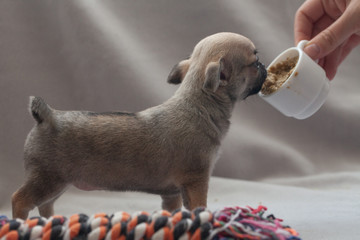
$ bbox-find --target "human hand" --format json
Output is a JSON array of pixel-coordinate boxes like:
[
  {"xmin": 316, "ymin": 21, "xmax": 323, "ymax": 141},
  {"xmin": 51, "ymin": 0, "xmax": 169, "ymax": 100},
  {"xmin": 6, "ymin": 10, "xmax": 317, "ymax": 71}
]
[{"xmin": 294, "ymin": 0, "xmax": 360, "ymax": 80}]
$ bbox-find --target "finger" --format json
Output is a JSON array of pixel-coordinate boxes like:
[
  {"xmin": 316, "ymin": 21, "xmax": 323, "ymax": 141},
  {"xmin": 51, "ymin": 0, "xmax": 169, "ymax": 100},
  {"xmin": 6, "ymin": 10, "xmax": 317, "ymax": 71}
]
[
  {"xmin": 323, "ymin": 60, "xmax": 338, "ymax": 80},
  {"xmin": 338, "ymin": 34, "xmax": 360, "ymax": 64},
  {"xmin": 322, "ymin": 47, "xmax": 342, "ymax": 80},
  {"xmin": 304, "ymin": 8, "xmax": 358, "ymax": 60},
  {"xmin": 318, "ymin": 35, "xmax": 360, "ymax": 80},
  {"xmin": 312, "ymin": 15, "xmax": 334, "ymax": 37},
  {"xmin": 305, "ymin": 15, "xmax": 337, "ymax": 79},
  {"xmin": 294, "ymin": 0, "xmax": 324, "ymax": 44},
  {"xmin": 318, "ymin": 57, "xmax": 325, "ymax": 69}
]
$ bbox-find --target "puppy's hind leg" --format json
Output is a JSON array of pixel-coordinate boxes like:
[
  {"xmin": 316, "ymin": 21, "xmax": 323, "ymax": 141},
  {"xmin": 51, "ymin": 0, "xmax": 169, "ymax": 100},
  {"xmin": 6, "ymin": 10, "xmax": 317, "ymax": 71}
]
[
  {"xmin": 12, "ymin": 186, "xmax": 35, "ymax": 220},
  {"xmin": 12, "ymin": 173, "xmax": 68, "ymax": 219},
  {"xmin": 161, "ymin": 193, "xmax": 182, "ymax": 212}
]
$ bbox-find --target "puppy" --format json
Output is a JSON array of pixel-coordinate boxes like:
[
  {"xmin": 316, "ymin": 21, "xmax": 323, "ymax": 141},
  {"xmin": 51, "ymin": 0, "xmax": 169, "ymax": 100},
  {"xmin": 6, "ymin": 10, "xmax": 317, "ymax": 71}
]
[{"xmin": 12, "ymin": 32, "xmax": 266, "ymax": 219}]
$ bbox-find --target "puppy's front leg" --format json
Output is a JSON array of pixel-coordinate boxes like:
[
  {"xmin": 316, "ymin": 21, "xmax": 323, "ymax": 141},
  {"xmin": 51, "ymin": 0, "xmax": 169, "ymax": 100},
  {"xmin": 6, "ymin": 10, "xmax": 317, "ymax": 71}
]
[
  {"xmin": 38, "ymin": 198, "xmax": 57, "ymax": 218},
  {"xmin": 161, "ymin": 193, "xmax": 182, "ymax": 212},
  {"xmin": 181, "ymin": 178, "xmax": 209, "ymax": 210}
]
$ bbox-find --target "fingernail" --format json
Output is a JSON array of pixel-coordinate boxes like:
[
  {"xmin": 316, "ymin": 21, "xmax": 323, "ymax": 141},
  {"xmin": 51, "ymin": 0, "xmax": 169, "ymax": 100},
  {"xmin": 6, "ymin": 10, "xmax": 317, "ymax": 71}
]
[{"xmin": 304, "ymin": 44, "xmax": 320, "ymax": 59}]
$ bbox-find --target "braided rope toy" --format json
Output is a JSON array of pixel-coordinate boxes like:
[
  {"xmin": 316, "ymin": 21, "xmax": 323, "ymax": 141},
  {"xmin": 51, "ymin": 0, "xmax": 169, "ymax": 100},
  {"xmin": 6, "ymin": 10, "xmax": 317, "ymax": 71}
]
[{"xmin": 0, "ymin": 205, "xmax": 300, "ymax": 240}]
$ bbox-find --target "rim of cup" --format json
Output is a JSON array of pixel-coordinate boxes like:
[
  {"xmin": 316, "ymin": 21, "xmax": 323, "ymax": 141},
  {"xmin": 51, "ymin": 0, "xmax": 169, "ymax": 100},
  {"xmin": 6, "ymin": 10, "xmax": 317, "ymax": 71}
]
[{"xmin": 259, "ymin": 40, "xmax": 308, "ymax": 97}]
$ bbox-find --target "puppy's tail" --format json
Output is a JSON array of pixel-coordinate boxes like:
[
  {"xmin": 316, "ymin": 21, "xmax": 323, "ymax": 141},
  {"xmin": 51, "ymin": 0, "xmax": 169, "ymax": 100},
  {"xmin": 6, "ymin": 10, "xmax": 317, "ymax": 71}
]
[{"xmin": 29, "ymin": 96, "xmax": 53, "ymax": 124}]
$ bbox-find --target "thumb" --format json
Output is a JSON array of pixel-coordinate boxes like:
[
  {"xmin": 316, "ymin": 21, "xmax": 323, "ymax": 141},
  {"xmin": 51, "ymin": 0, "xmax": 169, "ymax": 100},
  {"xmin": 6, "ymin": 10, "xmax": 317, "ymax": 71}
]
[{"xmin": 304, "ymin": 11, "xmax": 355, "ymax": 60}]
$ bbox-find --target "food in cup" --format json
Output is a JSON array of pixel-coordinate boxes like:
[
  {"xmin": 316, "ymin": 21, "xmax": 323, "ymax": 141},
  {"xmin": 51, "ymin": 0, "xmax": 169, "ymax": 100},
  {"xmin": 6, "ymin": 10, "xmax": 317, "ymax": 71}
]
[{"xmin": 261, "ymin": 56, "xmax": 299, "ymax": 95}]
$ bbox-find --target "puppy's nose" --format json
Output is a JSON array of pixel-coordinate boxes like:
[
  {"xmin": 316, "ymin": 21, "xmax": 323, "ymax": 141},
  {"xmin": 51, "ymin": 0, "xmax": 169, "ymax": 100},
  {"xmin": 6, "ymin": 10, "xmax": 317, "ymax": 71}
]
[
  {"xmin": 245, "ymin": 62, "xmax": 268, "ymax": 98},
  {"xmin": 257, "ymin": 61, "xmax": 267, "ymax": 83},
  {"xmin": 255, "ymin": 61, "xmax": 267, "ymax": 85}
]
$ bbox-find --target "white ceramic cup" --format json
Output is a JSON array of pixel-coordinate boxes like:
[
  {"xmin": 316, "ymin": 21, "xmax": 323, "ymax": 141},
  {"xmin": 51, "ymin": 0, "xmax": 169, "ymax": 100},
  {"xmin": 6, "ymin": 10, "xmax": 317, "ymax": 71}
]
[{"xmin": 259, "ymin": 40, "xmax": 330, "ymax": 120}]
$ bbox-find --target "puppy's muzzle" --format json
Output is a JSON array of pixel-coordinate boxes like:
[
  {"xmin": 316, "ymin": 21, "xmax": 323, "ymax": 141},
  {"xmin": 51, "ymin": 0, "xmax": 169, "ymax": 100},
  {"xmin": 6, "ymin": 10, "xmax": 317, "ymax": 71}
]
[{"xmin": 246, "ymin": 61, "xmax": 267, "ymax": 97}]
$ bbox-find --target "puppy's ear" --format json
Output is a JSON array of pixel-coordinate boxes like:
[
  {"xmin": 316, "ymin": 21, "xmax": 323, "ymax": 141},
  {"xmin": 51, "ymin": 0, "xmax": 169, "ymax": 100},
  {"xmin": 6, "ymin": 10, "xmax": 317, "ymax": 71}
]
[
  {"xmin": 203, "ymin": 58, "xmax": 231, "ymax": 92},
  {"xmin": 167, "ymin": 59, "xmax": 191, "ymax": 84}
]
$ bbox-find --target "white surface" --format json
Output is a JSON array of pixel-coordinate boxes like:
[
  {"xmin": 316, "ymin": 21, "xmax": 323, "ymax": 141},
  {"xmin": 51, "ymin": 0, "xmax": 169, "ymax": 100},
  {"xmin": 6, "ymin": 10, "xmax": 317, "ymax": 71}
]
[{"xmin": 2, "ymin": 175, "xmax": 360, "ymax": 240}]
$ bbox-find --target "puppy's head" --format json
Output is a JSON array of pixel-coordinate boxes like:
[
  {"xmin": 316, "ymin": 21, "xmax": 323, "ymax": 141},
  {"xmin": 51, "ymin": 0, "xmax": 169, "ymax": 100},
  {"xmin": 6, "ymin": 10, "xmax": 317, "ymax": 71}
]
[{"xmin": 168, "ymin": 32, "xmax": 266, "ymax": 102}]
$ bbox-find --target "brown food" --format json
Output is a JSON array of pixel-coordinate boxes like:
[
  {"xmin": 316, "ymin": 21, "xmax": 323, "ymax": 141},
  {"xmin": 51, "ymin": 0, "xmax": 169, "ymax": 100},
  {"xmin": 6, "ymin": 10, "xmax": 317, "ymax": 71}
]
[{"xmin": 261, "ymin": 56, "xmax": 299, "ymax": 95}]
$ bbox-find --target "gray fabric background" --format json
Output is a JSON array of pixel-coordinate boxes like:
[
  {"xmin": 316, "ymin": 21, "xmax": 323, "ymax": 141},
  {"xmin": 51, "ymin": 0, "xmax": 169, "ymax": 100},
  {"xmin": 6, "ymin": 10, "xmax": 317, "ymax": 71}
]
[{"xmin": 1, "ymin": 1, "xmax": 360, "ymax": 239}]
